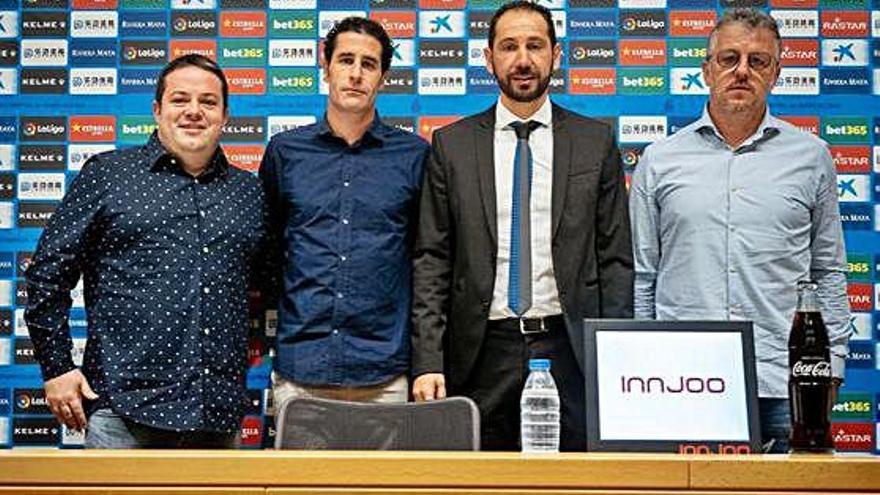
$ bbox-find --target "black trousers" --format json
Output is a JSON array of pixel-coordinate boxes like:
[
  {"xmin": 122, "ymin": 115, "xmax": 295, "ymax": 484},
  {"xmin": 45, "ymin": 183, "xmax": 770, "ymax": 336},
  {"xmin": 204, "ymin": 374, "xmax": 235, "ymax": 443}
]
[{"xmin": 457, "ymin": 316, "xmax": 587, "ymax": 451}]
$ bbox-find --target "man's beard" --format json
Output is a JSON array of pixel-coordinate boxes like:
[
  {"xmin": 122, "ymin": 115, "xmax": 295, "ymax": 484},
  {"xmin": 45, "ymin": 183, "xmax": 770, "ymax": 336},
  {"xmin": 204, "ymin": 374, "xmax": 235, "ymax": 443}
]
[{"xmin": 495, "ymin": 67, "xmax": 552, "ymax": 103}]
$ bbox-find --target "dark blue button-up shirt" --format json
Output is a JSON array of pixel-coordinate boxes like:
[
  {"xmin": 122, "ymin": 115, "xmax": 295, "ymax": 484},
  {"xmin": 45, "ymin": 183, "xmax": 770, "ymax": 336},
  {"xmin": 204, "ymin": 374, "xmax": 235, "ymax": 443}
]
[
  {"xmin": 260, "ymin": 116, "xmax": 428, "ymax": 387},
  {"xmin": 25, "ymin": 132, "xmax": 266, "ymax": 433}
]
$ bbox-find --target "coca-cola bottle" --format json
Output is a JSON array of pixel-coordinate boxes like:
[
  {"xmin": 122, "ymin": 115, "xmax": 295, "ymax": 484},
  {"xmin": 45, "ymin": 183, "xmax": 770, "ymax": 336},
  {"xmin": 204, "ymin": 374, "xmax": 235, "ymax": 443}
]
[{"xmin": 788, "ymin": 280, "xmax": 834, "ymax": 453}]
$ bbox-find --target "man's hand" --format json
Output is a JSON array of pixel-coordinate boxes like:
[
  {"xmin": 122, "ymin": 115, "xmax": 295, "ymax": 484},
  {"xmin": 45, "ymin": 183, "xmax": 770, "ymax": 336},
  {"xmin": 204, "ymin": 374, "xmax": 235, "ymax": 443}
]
[
  {"xmin": 412, "ymin": 373, "xmax": 446, "ymax": 401},
  {"xmin": 44, "ymin": 369, "xmax": 98, "ymax": 431}
]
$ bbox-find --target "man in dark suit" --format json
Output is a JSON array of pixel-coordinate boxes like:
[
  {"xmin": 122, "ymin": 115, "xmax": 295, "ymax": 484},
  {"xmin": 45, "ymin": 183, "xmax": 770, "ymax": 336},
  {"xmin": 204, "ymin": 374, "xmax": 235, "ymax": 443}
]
[{"xmin": 411, "ymin": 0, "xmax": 633, "ymax": 451}]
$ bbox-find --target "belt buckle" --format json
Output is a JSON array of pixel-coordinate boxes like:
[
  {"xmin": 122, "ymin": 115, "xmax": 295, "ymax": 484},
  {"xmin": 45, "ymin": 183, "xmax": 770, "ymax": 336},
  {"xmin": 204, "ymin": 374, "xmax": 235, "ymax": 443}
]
[{"xmin": 519, "ymin": 318, "xmax": 547, "ymax": 335}]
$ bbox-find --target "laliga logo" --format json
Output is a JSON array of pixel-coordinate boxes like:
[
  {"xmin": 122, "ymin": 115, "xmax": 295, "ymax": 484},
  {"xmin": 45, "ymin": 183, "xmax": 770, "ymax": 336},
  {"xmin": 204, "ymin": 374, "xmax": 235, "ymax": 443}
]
[
  {"xmin": 16, "ymin": 393, "xmax": 31, "ymax": 409},
  {"xmin": 620, "ymin": 375, "xmax": 726, "ymax": 394},
  {"xmin": 124, "ymin": 46, "xmax": 138, "ymax": 60},
  {"xmin": 623, "ymin": 18, "xmax": 637, "ymax": 31},
  {"xmin": 622, "ymin": 149, "xmax": 639, "ymax": 167},
  {"xmin": 23, "ymin": 123, "xmax": 37, "ymax": 136},
  {"xmin": 174, "ymin": 18, "xmax": 188, "ymax": 32},
  {"xmin": 791, "ymin": 360, "xmax": 831, "ymax": 377}
]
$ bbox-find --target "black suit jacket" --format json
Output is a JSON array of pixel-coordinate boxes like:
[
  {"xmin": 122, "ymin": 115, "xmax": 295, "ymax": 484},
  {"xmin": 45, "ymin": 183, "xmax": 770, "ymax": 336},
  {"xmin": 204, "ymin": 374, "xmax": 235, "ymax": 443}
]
[{"xmin": 412, "ymin": 103, "xmax": 633, "ymax": 391}]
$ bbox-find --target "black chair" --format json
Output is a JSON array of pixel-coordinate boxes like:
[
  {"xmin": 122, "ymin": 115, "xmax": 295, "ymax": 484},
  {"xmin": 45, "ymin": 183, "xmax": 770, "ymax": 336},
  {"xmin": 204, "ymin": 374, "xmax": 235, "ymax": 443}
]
[{"xmin": 274, "ymin": 396, "xmax": 480, "ymax": 450}]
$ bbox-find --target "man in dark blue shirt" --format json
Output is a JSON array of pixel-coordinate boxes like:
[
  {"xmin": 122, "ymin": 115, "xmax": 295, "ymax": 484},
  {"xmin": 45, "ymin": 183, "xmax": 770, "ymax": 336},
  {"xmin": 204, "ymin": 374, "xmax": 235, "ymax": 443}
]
[
  {"xmin": 25, "ymin": 55, "xmax": 266, "ymax": 448},
  {"xmin": 260, "ymin": 17, "xmax": 428, "ymax": 407}
]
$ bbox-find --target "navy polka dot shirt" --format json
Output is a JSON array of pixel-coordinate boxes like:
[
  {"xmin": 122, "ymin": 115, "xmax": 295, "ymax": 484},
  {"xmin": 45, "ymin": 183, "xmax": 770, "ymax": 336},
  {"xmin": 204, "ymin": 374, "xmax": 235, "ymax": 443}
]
[{"xmin": 25, "ymin": 132, "xmax": 266, "ymax": 433}]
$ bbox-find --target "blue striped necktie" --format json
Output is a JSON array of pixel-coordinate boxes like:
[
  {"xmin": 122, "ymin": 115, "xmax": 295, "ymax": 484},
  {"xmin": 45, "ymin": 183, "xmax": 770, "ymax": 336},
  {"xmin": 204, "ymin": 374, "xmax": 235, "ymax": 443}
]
[{"xmin": 508, "ymin": 120, "xmax": 540, "ymax": 317}]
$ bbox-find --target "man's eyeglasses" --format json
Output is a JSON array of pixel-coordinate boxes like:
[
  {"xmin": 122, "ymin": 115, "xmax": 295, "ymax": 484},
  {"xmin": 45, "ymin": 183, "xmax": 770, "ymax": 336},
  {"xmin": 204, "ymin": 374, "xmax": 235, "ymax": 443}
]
[{"xmin": 707, "ymin": 49, "xmax": 776, "ymax": 71}]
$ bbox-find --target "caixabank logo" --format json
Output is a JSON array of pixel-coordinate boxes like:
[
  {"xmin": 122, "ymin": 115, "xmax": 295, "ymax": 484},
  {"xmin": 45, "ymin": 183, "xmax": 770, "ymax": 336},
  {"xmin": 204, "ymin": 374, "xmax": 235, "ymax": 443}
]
[
  {"xmin": 838, "ymin": 174, "xmax": 871, "ymax": 202},
  {"xmin": 0, "ymin": 145, "xmax": 14, "ymax": 170},
  {"xmin": 822, "ymin": 117, "xmax": 870, "ymax": 144},
  {"xmin": 120, "ymin": 11, "xmax": 168, "ymax": 38},
  {"xmin": 568, "ymin": 9, "xmax": 616, "ymax": 37},
  {"xmin": 847, "ymin": 312, "xmax": 872, "ymax": 341},
  {"xmin": 418, "ymin": 11, "xmax": 465, "ymax": 38},
  {"xmin": 821, "ymin": 39, "xmax": 869, "ymax": 66},
  {"xmin": 669, "ymin": 68, "xmax": 708, "ymax": 95},
  {"xmin": 0, "ymin": 11, "xmax": 19, "ymax": 39},
  {"xmin": 0, "ymin": 68, "xmax": 16, "ymax": 95}
]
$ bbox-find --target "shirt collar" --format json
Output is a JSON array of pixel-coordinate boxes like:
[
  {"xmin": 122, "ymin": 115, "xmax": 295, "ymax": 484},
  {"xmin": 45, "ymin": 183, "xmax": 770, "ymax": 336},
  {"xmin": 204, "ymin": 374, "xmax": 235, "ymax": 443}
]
[
  {"xmin": 494, "ymin": 96, "xmax": 552, "ymax": 131},
  {"xmin": 693, "ymin": 104, "xmax": 781, "ymax": 147},
  {"xmin": 146, "ymin": 131, "xmax": 229, "ymax": 179},
  {"xmin": 317, "ymin": 111, "xmax": 388, "ymax": 147}
]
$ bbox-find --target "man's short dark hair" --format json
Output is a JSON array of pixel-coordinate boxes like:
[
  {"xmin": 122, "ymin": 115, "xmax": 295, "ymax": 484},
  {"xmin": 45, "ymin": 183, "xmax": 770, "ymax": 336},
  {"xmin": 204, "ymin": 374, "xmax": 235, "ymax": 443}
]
[
  {"xmin": 488, "ymin": 0, "xmax": 557, "ymax": 49},
  {"xmin": 324, "ymin": 17, "xmax": 394, "ymax": 73},
  {"xmin": 155, "ymin": 54, "xmax": 228, "ymax": 111}
]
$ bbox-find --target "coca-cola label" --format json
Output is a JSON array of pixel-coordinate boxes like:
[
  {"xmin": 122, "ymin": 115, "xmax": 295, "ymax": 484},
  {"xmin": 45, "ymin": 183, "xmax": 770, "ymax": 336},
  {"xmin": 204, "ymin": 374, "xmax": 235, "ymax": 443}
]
[{"xmin": 791, "ymin": 360, "xmax": 832, "ymax": 378}]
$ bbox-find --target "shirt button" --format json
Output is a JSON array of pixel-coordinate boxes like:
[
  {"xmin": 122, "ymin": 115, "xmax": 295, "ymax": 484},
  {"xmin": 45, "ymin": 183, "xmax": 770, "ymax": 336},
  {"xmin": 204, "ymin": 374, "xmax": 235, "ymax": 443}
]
[
  {"xmin": 203, "ymin": 287, "xmax": 210, "ymax": 294},
  {"xmin": 340, "ymin": 255, "xmax": 347, "ymax": 262},
  {"xmin": 203, "ymin": 368, "xmax": 210, "ymax": 375},
  {"xmin": 204, "ymin": 328, "xmax": 210, "ymax": 336},
  {"xmin": 199, "ymin": 211, "xmax": 206, "ymax": 217},
  {"xmin": 342, "ymin": 218, "xmax": 349, "ymax": 225},
  {"xmin": 729, "ymin": 267, "xmax": 736, "ymax": 273},
  {"xmin": 343, "ymin": 181, "xmax": 350, "ymax": 187},
  {"xmin": 202, "ymin": 246, "xmax": 209, "ymax": 253},
  {"xmin": 332, "ymin": 329, "xmax": 339, "ymax": 335},
  {"xmin": 337, "ymin": 292, "xmax": 344, "ymax": 299}
]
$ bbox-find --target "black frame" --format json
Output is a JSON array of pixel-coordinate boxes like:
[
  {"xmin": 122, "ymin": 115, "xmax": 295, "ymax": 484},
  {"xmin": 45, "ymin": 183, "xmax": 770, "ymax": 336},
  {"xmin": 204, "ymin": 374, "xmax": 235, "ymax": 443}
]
[{"xmin": 582, "ymin": 319, "xmax": 762, "ymax": 453}]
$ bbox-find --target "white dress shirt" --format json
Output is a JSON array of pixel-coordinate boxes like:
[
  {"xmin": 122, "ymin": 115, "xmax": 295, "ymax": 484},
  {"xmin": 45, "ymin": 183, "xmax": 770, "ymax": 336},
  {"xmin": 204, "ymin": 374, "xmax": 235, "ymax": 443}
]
[{"xmin": 489, "ymin": 97, "xmax": 563, "ymax": 319}]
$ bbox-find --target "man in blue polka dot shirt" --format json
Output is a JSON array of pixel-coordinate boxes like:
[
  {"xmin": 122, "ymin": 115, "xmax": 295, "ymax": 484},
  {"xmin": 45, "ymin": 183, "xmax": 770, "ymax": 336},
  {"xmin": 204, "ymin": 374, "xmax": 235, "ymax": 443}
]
[{"xmin": 25, "ymin": 55, "xmax": 266, "ymax": 448}]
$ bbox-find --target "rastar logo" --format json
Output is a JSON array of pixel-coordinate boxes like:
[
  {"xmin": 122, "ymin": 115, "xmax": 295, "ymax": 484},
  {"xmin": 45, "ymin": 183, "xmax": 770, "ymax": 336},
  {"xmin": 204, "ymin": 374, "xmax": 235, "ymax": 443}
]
[
  {"xmin": 619, "ymin": 39, "xmax": 666, "ymax": 65},
  {"xmin": 848, "ymin": 283, "xmax": 873, "ymax": 311},
  {"xmin": 69, "ymin": 115, "xmax": 116, "ymax": 142},
  {"xmin": 821, "ymin": 11, "xmax": 869, "ymax": 37},
  {"xmin": 780, "ymin": 39, "xmax": 818, "ymax": 66},
  {"xmin": 669, "ymin": 10, "xmax": 716, "ymax": 36},
  {"xmin": 832, "ymin": 422, "xmax": 874, "ymax": 451},
  {"xmin": 569, "ymin": 68, "xmax": 616, "ymax": 95},
  {"xmin": 370, "ymin": 11, "xmax": 416, "ymax": 38},
  {"xmin": 418, "ymin": 115, "xmax": 459, "ymax": 140},
  {"xmin": 832, "ymin": 146, "xmax": 871, "ymax": 173}
]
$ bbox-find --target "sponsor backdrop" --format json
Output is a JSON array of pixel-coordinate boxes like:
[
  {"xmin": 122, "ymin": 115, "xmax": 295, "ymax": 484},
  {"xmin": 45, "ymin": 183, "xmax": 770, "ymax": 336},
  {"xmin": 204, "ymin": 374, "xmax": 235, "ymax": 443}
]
[{"xmin": 0, "ymin": 0, "xmax": 877, "ymax": 452}]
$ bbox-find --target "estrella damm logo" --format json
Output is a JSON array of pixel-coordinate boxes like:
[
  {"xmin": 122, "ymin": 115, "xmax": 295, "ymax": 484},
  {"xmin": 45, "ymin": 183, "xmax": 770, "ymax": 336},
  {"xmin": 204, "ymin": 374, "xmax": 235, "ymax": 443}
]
[
  {"xmin": 847, "ymin": 253, "xmax": 872, "ymax": 281},
  {"xmin": 617, "ymin": 68, "xmax": 667, "ymax": 95},
  {"xmin": 821, "ymin": 116, "xmax": 870, "ymax": 144}
]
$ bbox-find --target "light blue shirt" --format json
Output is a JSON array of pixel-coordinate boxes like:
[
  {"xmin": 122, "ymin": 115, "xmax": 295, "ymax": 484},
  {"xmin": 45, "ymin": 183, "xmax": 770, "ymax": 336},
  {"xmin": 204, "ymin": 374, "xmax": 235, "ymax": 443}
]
[{"xmin": 629, "ymin": 106, "xmax": 851, "ymax": 398}]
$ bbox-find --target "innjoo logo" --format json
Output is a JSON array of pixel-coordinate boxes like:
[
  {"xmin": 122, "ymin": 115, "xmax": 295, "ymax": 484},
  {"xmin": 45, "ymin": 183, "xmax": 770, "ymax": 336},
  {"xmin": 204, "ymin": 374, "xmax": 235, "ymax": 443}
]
[{"xmin": 620, "ymin": 375, "xmax": 726, "ymax": 394}]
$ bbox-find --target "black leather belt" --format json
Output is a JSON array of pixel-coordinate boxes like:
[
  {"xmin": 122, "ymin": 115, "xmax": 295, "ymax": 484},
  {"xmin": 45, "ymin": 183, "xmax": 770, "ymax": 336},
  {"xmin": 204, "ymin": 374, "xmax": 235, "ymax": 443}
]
[{"xmin": 489, "ymin": 314, "xmax": 565, "ymax": 334}]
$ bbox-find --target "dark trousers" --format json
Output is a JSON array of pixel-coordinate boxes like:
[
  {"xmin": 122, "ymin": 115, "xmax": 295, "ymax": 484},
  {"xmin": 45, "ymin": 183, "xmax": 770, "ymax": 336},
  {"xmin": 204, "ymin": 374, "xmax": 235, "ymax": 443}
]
[{"xmin": 457, "ymin": 317, "xmax": 586, "ymax": 451}]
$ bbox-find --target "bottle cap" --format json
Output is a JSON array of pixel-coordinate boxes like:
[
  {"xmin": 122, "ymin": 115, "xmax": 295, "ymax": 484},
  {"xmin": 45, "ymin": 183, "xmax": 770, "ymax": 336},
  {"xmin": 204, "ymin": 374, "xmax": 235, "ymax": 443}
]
[{"xmin": 528, "ymin": 359, "xmax": 551, "ymax": 371}]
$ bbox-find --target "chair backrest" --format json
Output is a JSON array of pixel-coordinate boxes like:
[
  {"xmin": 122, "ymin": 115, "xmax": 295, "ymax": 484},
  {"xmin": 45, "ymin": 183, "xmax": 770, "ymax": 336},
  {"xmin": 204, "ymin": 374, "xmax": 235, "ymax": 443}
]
[{"xmin": 274, "ymin": 396, "xmax": 480, "ymax": 450}]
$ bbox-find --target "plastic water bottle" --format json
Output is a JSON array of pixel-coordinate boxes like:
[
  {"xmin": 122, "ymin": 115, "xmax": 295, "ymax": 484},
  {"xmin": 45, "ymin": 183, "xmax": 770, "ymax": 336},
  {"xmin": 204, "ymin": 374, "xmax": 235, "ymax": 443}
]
[{"xmin": 520, "ymin": 358, "xmax": 560, "ymax": 452}]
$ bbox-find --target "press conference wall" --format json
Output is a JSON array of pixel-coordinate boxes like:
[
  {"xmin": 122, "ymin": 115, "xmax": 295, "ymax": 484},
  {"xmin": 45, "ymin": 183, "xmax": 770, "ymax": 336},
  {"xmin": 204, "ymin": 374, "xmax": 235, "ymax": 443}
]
[{"xmin": 0, "ymin": 0, "xmax": 878, "ymax": 451}]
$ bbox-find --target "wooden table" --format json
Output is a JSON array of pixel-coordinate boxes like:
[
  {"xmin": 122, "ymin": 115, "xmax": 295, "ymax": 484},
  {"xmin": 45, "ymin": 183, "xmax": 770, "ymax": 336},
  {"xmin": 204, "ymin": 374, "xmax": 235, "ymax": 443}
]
[{"xmin": 0, "ymin": 450, "xmax": 878, "ymax": 495}]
